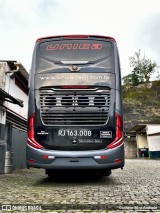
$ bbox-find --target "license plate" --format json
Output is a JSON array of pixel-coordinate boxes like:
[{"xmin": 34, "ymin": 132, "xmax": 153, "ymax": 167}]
[{"xmin": 58, "ymin": 129, "xmax": 92, "ymax": 137}]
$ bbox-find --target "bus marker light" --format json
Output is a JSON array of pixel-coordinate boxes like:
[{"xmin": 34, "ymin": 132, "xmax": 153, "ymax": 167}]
[
  {"xmin": 42, "ymin": 155, "xmax": 48, "ymax": 159},
  {"xmin": 61, "ymin": 86, "xmax": 89, "ymax": 89},
  {"xmin": 27, "ymin": 159, "xmax": 36, "ymax": 163},
  {"xmin": 101, "ymin": 155, "xmax": 108, "ymax": 159},
  {"xmin": 114, "ymin": 159, "xmax": 122, "ymax": 163}
]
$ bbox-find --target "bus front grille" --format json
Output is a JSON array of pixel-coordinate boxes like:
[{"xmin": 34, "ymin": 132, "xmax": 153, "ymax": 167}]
[{"xmin": 39, "ymin": 87, "xmax": 110, "ymax": 126}]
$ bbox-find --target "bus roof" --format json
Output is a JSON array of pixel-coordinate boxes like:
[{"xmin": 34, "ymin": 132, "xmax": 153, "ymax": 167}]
[{"xmin": 36, "ymin": 35, "xmax": 116, "ymax": 43}]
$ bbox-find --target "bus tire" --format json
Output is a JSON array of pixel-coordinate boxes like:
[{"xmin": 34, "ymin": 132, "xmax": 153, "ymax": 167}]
[
  {"xmin": 45, "ymin": 169, "xmax": 54, "ymax": 178},
  {"xmin": 99, "ymin": 169, "xmax": 111, "ymax": 176}
]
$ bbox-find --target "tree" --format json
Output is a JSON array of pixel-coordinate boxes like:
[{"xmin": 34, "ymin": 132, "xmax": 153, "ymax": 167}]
[
  {"xmin": 123, "ymin": 50, "xmax": 156, "ymax": 86},
  {"xmin": 129, "ymin": 49, "xmax": 156, "ymax": 83},
  {"xmin": 123, "ymin": 72, "xmax": 139, "ymax": 86},
  {"xmin": 123, "ymin": 73, "xmax": 133, "ymax": 85}
]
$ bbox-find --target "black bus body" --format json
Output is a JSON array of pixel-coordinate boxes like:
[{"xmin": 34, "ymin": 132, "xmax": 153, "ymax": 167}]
[{"xmin": 27, "ymin": 35, "xmax": 124, "ymax": 176}]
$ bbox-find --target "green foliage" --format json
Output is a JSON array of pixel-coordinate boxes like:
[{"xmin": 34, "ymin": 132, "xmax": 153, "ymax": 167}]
[
  {"xmin": 122, "ymin": 80, "xmax": 160, "ymax": 130},
  {"xmin": 123, "ymin": 72, "xmax": 140, "ymax": 86},
  {"xmin": 132, "ymin": 71, "xmax": 140, "ymax": 85},
  {"xmin": 123, "ymin": 80, "xmax": 160, "ymax": 106},
  {"xmin": 123, "ymin": 49, "xmax": 156, "ymax": 86},
  {"xmin": 123, "ymin": 74, "xmax": 133, "ymax": 85}
]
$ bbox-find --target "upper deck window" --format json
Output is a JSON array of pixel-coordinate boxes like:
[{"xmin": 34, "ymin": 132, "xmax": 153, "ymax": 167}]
[{"xmin": 39, "ymin": 39, "xmax": 112, "ymax": 63}]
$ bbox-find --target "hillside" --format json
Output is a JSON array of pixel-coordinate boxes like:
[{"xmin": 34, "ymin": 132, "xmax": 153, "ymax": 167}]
[{"xmin": 122, "ymin": 80, "xmax": 160, "ymax": 131}]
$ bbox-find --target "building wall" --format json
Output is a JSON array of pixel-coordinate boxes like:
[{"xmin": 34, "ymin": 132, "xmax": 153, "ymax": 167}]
[
  {"xmin": 0, "ymin": 62, "xmax": 5, "ymax": 89},
  {"xmin": 137, "ymin": 134, "xmax": 148, "ymax": 148},
  {"xmin": 135, "ymin": 125, "xmax": 160, "ymax": 158},
  {"xmin": 0, "ymin": 143, "xmax": 5, "ymax": 174},
  {"xmin": 0, "ymin": 63, "xmax": 7, "ymax": 173},
  {"xmin": 0, "ymin": 62, "xmax": 28, "ymax": 173},
  {"xmin": 124, "ymin": 138, "xmax": 137, "ymax": 159},
  {"xmin": 4, "ymin": 63, "xmax": 28, "ymax": 119},
  {"xmin": 146, "ymin": 125, "xmax": 160, "ymax": 152},
  {"xmin": 12, "ymin": 127, "xmax": 27, "ymax": 169},
  {"xmin": 147, "ymin": 135, "xmax": 160, "ymax": 151},
  {"xmin": 0, "ymin": 107, "xmax": 6, "ymax": 174},
  {"xmin": 147, "ymin": 124, "xmax": 160, "ymax": 135}
]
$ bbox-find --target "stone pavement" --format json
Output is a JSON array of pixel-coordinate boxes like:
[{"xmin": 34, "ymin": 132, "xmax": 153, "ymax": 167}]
[{"xmin": 0, "ymin": 159, "xmax": 159, "ymax": 212}]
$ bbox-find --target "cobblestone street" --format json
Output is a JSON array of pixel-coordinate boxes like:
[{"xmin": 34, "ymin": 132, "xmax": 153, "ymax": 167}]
[{"xmin": 0, "ymin": 159, "xmax": 160, "ymax": 212}]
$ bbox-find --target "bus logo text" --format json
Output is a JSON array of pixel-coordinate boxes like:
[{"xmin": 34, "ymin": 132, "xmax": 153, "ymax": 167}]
[{"xmin": 46, "ymin": 43, "xmax": 102, "ymax": 50}]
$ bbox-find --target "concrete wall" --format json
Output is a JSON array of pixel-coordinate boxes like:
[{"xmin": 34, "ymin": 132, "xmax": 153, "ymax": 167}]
[{"xmin": 124, "ymin": 138, "xmax": 137, "ymax": 159}]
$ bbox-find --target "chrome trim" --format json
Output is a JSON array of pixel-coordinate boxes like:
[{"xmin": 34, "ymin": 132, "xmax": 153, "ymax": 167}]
[{"xmin": 39, "ymin": 87, "xmax": 110, "ymax": 126}]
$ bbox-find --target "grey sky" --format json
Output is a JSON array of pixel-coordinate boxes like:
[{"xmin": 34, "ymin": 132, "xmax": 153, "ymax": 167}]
[{"xmin": 0, "ymin": 0, "xmax": 160, "ymax": 77}]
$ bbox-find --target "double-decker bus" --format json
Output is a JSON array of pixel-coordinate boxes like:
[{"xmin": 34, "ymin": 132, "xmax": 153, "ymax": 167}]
[{"xmin": 27, "ymin": 35, "xmax": 124, "ymax": 177}]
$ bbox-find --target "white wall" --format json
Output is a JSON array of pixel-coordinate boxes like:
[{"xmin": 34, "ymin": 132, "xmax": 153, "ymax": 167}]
[
  {"xmin": 137, "ymin": 134, "xmax": 148, "ymax": 148},
  {"xmin": 146, "ymin": 125, "xmax": 160, "ymax": 135},
  {"xmin": 147, "ymin": 135, "xmax": 160, "ymax": 151},
  {"xmin": 3, "ymin": 63, "xmax": 28, "ymax": 119},
  {"xmin": 147, "ymin": 125, "xmax": 160, "ymax": 151},
  {"xmin": 0, "ymin": 107, "xmax": 6, "ymax": 125}
]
